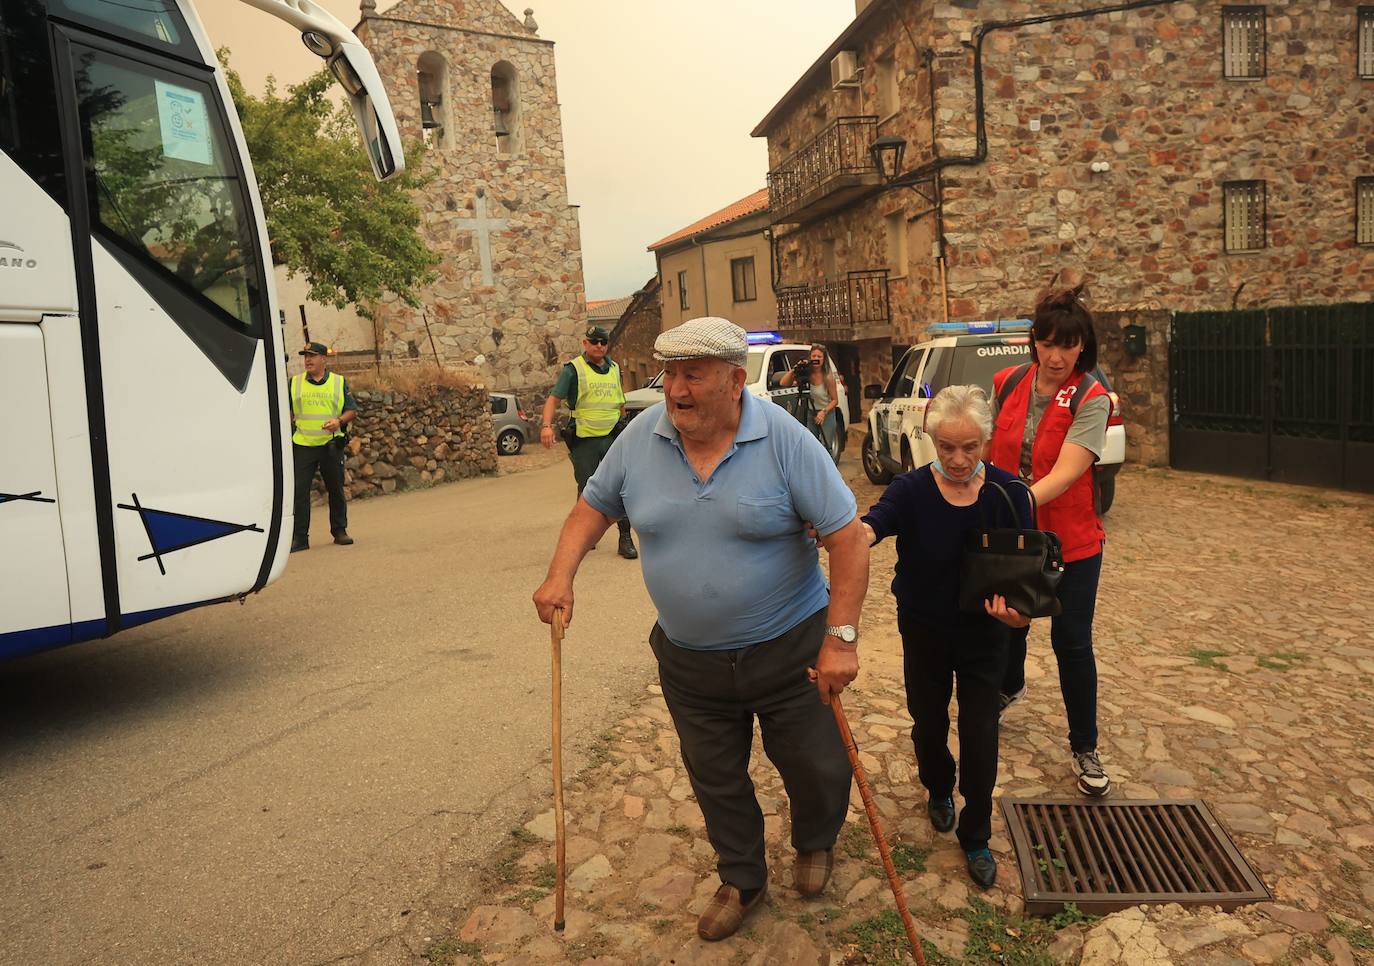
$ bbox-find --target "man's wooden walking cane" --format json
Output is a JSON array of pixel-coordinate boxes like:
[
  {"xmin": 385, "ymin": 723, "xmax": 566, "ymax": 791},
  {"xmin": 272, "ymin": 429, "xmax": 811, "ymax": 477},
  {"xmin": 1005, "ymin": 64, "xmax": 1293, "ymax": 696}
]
[
  {"xmin": 811, "ymin": 671, "xmax": 926, "ymax": 966},
  {"xmin": 551, "ymin": 608, "xmax": 567, "ymax": 932}
]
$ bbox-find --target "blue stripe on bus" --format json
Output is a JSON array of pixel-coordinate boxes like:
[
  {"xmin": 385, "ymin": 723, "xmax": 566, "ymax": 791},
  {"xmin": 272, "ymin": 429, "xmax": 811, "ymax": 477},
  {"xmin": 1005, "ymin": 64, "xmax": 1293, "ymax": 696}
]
[{"xmin": 0, "ymin": 597, "xmax": 234, "ymax": 660}]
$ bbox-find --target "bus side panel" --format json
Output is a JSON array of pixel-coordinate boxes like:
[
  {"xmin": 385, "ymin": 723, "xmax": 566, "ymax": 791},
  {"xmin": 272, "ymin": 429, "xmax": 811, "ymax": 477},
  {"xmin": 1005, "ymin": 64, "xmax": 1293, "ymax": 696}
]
[
  {"xmin": 0, "ymin": 326, "xmax": 72, "ymax": 656},
  {"xmin": 91, "ymin": 244, "xmax": 276, "ymax": 614},
  {"xmin": 44, "ymin": 316, "xmax": 108, "ymax": 634}
]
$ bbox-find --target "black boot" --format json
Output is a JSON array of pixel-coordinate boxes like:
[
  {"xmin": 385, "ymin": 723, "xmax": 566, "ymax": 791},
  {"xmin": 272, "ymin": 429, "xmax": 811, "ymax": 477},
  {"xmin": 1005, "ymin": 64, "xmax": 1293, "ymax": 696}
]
[
  {"xmin": 617, "ymin": 523, "xmax": 638, "ymax": 559},
  {"xmin": 332, "ymin": 530, "xmax": 354, "ymax": 546},
  {"xmin": 290, "ymin": 538, "xmax": 309, "ymax": 553}
]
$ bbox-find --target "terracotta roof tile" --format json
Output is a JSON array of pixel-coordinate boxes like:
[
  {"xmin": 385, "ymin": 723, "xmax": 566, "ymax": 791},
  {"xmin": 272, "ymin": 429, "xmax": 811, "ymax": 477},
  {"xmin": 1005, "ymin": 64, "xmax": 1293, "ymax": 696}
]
[
  {"xmin": 586, "ymin": 295, "xmax": 634, "ymax": 321},
  {"xmin": 647, "ymin": 187, "xmax": 769, "ymax": 252}
]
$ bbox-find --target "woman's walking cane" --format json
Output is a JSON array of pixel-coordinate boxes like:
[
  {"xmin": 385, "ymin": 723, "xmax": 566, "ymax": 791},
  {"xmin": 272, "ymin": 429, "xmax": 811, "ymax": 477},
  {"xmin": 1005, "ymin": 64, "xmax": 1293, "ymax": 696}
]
[
  {"xmin": 811, "ymin": 670, "xmax": 926, "ymax": 966},
  {"xmin": 551, "ymin": 608, "xmax": 567, "ymax": 932}
]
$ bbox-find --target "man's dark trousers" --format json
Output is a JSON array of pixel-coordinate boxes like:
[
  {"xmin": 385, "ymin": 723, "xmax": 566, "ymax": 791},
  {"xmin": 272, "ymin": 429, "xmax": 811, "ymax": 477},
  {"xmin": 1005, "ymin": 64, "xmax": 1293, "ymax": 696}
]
[
  {"xmin": 293, "ymin": 440, "xmax": 347, "ymax": 541},
  {"xmin": 569, "ymin": 433, "xmax": 631, "ymax": 542},
  {"xmin": 648, "ymin": 608, "xmax": 851, "ymax": 892}
]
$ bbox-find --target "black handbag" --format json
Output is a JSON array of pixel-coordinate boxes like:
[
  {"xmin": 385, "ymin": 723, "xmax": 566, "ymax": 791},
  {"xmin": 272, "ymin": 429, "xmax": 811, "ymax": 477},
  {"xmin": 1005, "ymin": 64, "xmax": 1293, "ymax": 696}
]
[{"xmin": 957, "ymin": 479, "xmax": 1064, "ymax": 619}]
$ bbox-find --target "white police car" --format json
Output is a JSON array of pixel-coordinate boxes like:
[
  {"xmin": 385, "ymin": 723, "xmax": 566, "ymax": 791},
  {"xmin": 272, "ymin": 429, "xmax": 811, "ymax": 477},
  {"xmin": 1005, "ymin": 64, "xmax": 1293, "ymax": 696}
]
[
  {"xmin": 861, "ymin": 320, "xmax": 1126, "ymax": 512},
  {"xmin": 623, "ymin": 331, "xmax": 850, "ymax": 462}
]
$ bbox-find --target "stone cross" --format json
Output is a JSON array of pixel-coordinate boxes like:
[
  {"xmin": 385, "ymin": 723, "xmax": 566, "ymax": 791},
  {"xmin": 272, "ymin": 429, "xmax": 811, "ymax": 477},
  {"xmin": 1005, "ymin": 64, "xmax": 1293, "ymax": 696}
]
[{"xmin": 460, "ymin": 189, "xmax": 508, "ymax": 287}]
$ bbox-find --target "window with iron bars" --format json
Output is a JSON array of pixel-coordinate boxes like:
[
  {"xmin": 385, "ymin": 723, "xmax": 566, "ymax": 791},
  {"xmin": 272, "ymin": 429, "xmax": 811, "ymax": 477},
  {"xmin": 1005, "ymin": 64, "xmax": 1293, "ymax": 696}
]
[
  {"xmin": 1223, "ymin": 181, "xmax": 1266, "ymax": 252},
  {"xmin": 1359, "ymin": 7, "xmax": 1374, "ymax": 79},
  {"xmin": 1222, "ymin": 6, "xmax": 1266, "ymax": 79},
  {"xmin": 1358, "ymin": 178, "xmax": 1374, "ymax": 246}
]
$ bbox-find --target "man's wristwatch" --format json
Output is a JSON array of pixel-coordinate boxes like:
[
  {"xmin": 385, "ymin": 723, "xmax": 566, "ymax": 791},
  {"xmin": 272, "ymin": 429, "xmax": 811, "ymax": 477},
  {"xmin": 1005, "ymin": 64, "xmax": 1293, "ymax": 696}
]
[{"xmin": 825, "ymin": 624, "xmax": 858, "ymax": 645}]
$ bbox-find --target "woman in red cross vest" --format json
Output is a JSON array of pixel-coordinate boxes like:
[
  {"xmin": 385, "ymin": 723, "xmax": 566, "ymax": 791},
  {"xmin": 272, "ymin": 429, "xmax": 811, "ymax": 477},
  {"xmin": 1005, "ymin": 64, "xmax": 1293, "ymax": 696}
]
[{"xmin": 987, "ymin": 287, "xmax": 1113, "ymax": 798}]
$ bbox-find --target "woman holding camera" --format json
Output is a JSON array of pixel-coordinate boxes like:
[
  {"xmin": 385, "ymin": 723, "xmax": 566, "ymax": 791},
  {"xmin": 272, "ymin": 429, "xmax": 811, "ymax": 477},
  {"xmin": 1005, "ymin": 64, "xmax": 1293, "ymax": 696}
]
[
  {"xmin": 860, "ymin": 385, "xmax": 1030, "ymax": 889},
  {"xmin": 779, "ymin": 344, "xmax": 840, "ymax": 457},
  {"xmin": 989, "ymin": 286, "xmax": 1113, "ymax": 798}
]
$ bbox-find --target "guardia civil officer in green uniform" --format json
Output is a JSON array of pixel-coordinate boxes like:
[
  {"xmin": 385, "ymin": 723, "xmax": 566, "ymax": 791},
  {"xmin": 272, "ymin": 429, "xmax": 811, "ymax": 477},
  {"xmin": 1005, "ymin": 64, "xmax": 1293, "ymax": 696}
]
[
  {"xmin": 540, "ymin": 325, "xmax": 637, "ymax": 559},
  {"xmin": 290, "ymin": 342, "xmax": 357, "ymax": 553}
]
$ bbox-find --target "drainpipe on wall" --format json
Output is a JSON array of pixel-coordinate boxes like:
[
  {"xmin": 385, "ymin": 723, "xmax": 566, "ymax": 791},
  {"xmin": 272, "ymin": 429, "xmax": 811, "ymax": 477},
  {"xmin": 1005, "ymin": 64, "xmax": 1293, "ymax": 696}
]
[{"xmin": 693, "ymin": 236, "xmax": 710, "ymax": 317}]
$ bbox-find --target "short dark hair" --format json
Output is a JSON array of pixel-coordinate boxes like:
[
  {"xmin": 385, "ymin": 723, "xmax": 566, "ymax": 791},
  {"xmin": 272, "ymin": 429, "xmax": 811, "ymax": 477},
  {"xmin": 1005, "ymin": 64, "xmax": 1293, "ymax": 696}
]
[{"xmin": 1030, "ymin": 286, "xmax": 1098, "ymax": 373}]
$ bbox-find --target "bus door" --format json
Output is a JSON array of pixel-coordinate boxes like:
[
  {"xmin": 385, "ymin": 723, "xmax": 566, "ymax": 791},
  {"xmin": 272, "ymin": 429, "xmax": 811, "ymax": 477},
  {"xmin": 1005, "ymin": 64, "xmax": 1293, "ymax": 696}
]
[{"xmin": 56, "ymin": 21, "xmax": 284, "ymax": 624}]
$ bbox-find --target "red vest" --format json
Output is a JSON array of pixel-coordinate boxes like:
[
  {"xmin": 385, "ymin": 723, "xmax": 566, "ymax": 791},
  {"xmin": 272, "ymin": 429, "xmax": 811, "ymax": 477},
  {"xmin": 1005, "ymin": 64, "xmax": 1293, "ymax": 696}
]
[{"xmin": 989, "ymin": 365, "xmax": 1106, "ymax": 562}]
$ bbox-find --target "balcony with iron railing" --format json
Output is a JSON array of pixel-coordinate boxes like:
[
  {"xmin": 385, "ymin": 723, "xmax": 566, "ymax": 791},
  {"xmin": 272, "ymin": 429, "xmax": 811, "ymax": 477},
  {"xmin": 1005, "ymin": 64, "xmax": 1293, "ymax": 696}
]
[
  {"xmin": 777, "ymin": 270, "xmax": 891, "ymax": 342},
  {"xmin": 766, "ymin": 116, "xmax": 882, "ymax": 224}
]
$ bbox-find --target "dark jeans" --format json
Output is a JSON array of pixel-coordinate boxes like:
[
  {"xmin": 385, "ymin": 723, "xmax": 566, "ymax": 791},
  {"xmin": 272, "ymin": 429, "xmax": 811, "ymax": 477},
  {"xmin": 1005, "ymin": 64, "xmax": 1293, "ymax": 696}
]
[
  {"xmin": 569, "ymin": 434, "xmax": 630, "ymax": 539},
  {"xmin": 1001, "ymin": 551, "xmax": 1102, "ymax": 753},
  {"xmin": 293, "ymin": 441, "xmax": 347, "ymax": 541},
  {"xmin": 899, "ymin": 611, "xmax": 1008, "ymax": 852},
  {"xmin": 648, "ymin": 609, "xmax": 852, "ymax": 891}
]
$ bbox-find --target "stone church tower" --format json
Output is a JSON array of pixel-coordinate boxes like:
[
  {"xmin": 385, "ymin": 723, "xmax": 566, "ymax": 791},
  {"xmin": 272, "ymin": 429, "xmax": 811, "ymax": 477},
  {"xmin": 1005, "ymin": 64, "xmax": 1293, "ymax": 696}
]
[{"xmin": 355, "ymin": 0, "xmax": 586, "ymax": 389}]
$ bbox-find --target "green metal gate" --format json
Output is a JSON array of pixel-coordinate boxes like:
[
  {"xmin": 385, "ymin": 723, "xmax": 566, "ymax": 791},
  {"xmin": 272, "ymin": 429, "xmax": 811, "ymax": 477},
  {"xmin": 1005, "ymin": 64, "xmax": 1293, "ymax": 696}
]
[{"xmin": 1170, "ymin": 303, "xmax": 1374, "ymax": 493}]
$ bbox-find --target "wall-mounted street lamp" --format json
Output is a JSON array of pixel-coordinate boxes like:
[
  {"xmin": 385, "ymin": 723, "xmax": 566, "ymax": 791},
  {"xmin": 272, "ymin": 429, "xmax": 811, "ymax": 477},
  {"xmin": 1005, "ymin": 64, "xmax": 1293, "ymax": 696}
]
[{"xmin": 870, "ymin": 134, "xmax": 907, "ymax": 183}]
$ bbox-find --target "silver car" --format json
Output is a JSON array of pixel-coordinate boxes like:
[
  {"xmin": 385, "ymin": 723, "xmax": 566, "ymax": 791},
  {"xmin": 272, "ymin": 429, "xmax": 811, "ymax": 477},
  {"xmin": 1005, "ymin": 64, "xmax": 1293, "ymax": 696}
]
[{"xmin": 491, "ymin": 391, "xmax": 534, "ymax": 456}]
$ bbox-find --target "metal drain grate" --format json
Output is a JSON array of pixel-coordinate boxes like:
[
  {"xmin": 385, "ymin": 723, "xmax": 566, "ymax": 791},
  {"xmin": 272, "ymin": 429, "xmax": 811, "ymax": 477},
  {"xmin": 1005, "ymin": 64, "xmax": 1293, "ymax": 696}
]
[{"xmin": 1001, "ymin": 799, "xmax": 1271, "ymax": 915}]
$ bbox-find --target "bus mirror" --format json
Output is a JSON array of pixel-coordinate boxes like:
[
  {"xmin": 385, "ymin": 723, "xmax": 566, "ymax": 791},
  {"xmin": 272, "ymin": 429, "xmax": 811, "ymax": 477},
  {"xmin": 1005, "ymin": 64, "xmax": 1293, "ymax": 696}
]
[
  {"xmin": 235, "ymin": 1, "xmax": 405, "ymax": 181},
  {"xmin": 330, "ymin": 44, "xmax": 405, "ymax": 181}
]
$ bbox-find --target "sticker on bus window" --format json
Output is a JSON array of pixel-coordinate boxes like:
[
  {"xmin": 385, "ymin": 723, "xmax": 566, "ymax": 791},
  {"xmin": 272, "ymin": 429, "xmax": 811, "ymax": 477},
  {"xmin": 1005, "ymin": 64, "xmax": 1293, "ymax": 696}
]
[{"xmin": 155, "ymin": 80, "xmax": 212, "ymax": 165}]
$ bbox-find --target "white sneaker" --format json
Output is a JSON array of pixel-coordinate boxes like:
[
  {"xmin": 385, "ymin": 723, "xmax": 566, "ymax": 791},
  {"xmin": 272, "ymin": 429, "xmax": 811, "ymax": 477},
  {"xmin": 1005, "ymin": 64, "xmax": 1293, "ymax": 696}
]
[{"xmin": 1073, "ymin": 750, "xmax": 1111, "ymax": 797}]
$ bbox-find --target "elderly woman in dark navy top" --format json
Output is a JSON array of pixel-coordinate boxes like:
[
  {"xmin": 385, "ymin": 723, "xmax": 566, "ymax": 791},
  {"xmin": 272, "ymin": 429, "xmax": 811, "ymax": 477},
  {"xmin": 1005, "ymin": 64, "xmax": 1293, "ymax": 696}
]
[{"xmin": 860, "ymin": 385, "xmax": 1030, "ymax": 890}]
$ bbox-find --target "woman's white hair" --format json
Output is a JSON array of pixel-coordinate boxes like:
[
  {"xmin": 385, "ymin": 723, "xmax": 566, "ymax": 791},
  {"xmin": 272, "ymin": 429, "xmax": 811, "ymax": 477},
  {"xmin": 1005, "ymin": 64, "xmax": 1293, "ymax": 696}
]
[{"xmin": 925, "ymin": 384, "xmax": 993, "ymax": 441}]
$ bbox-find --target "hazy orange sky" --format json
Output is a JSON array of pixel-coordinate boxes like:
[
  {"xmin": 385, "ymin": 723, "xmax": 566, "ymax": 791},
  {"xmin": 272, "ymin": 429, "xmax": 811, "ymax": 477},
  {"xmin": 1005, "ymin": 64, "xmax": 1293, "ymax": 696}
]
[{"xmin": 197, "ymin": 0, "xmax": 855, "ymax": 300}]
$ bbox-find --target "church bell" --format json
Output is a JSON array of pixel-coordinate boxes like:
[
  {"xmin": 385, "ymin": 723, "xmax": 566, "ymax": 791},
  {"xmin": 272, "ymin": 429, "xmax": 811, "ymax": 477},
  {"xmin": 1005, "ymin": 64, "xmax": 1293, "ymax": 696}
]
[
  {"xmin": 421, "ymin": 97, "xmax": 441, "ymax": 129},
  {"xmin": 493, "ymin": 108, "xmax": 510, "ymax": 137}
]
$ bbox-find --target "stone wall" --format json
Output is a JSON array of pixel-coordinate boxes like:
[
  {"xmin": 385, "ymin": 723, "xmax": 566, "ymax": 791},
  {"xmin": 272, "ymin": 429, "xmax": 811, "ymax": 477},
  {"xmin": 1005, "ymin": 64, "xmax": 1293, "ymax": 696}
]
[
  {"xmin": 932, "ymin": 0, "xmax": 1374, "ymax": 318},
  {"xmin": 1097, "ymin": 308, "xmax": 1171, "ymax": 467},
  {"xmin": 758, "ymin": 0, "xmax": 1374, "ymax": 409},
  {"xmin": 308, "ymin": 385, "xmax": 497, "ymax": 503},
  {"xmin": 356, "ymin": 0, "xmax": 587, "ymax": 392}
]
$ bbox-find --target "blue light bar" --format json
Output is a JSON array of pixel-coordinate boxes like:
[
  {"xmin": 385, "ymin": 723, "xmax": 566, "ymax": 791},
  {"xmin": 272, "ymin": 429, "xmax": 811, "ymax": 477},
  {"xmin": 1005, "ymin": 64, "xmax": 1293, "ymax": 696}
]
[
  {"xmin": 928, "ymin": 319, "xmax": 1034, "ymax": 335},
  {"xmin": 746, "ymin": 330, "xmax": 782, "ymax": 345}
]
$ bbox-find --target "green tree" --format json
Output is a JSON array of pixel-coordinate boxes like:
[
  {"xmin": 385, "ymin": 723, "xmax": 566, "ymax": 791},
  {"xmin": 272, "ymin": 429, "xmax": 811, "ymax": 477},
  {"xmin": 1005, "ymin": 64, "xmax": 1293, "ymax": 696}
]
[{"xmin": 221, "ymin": 52, "xmax": 440, "ymax": 319}]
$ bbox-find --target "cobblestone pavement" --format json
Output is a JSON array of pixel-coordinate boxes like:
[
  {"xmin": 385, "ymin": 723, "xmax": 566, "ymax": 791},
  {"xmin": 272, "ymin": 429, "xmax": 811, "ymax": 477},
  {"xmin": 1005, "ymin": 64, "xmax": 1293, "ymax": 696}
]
[{"xmin": 433, "ymin": 465, "xmax": 1374, "ymax": 965}]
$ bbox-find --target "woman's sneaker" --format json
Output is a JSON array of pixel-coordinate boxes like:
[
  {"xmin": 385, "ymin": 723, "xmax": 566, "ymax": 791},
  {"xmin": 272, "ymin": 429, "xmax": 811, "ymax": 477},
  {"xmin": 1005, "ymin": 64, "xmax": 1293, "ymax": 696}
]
[{"xmin": 1073, "ymin": 750, "xmax": 1111, "ymax": 797}]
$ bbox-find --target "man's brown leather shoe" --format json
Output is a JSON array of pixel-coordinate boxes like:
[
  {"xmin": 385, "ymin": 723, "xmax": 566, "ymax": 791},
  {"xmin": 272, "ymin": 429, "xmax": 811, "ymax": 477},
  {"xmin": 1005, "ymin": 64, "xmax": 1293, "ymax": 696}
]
[
  {"xmin": 793, "ymin": 848, "xmax": 834, "ymax": 897},
  {"xmin": 696, "ymin": 883, "xmax": 766, "ymax": 941}
]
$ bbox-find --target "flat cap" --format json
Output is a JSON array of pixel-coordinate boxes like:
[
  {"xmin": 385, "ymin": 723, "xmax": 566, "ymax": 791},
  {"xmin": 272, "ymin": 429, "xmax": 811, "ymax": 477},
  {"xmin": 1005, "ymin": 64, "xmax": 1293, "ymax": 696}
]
[{"xmin": 653, "ymin": 317, "xmax": 748, "ymax": 367}]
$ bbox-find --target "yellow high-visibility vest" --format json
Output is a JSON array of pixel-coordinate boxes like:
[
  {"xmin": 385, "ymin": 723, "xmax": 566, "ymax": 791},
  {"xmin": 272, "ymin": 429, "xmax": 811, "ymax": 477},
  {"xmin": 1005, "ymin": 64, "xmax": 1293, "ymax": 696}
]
[
  {"xmin": 569, "ymin": 356, "xmax": 624, "ymax": 438},
  {"xmin": 291, "ymin": 371, "xmax": 345, "ymax": 447}
]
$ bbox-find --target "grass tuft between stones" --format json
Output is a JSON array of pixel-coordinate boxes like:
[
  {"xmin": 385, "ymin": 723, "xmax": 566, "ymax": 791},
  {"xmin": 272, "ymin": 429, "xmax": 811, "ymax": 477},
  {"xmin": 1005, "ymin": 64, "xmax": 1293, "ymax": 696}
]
[
  {"xmin": 422, "ymin": 936, "xmax": 481, "ymax": 964},
  {"xmin": 1330, "ymin": 918, "xmax": 1374, "ymax": 950}
]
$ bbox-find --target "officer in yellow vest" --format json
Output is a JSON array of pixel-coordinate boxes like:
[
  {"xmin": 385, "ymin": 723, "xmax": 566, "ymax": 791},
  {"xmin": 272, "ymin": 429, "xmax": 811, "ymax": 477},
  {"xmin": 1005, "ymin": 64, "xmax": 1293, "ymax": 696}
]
[
  {"xmin": 290, "ymin": 342, "xmax": 357, "ymax": 553},
  {"xmin": 541, "ymin": 325, "xmax": 637, "ymax": 559}
]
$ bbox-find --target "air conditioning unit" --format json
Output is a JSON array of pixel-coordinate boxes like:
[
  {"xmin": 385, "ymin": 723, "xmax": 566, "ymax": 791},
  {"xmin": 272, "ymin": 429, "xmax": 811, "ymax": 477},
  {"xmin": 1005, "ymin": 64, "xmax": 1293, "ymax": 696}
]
[{"xmin": 830, "ymin": 50, "xmax": 860, "ymax": 89}]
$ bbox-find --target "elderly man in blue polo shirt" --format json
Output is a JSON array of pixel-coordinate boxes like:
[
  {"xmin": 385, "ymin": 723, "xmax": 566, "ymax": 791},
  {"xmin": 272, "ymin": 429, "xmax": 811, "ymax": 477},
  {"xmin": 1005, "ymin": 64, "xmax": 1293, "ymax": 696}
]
[{"xmin": 533, "ymin": 317, "xmax": 869, "ymax": 942}]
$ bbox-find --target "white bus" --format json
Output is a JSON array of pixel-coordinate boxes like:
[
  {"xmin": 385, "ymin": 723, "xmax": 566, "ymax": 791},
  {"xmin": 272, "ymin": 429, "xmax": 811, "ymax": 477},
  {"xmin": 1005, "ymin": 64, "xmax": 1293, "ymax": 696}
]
[{"xmin": 1, "ymin": 0, "xmax": 403, "ymax": 658}]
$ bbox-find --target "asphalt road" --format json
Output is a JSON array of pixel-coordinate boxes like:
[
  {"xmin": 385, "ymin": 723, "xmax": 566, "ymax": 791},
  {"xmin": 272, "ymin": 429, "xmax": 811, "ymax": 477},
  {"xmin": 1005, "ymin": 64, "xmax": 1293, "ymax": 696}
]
[{"xmin": 0, "ymin": 460, "xmax": 659, "ymax": 965}]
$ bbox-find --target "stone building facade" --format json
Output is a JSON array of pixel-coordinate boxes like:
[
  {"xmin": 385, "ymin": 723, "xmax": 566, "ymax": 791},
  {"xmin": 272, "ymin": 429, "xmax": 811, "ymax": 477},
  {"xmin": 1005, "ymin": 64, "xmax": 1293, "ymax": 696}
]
[
  {"xmin": 754, "ymin": 0, "xmax": 1374, "ymax": 400},
  {"xmin": 607, "ymin": 276, "xmax": 663, "ymax": 390},
  {"xmin": 354, "ymin": 0, "xmax": 587, "ymax": 390}
]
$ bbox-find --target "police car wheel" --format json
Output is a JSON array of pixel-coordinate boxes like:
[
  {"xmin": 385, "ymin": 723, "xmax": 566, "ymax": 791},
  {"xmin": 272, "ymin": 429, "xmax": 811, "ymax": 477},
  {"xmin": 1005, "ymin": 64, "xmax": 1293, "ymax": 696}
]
[
  {"xmin": 497, "ymin": 429, "xmax": 524, "ymax": 456},
  {"xmin": 862, "ymin": 433, "xmax": 893, "ymax": 485},
  {"xmin": 1098, "ymin": 477, "xmax": 1116, "ymax": 514}
]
